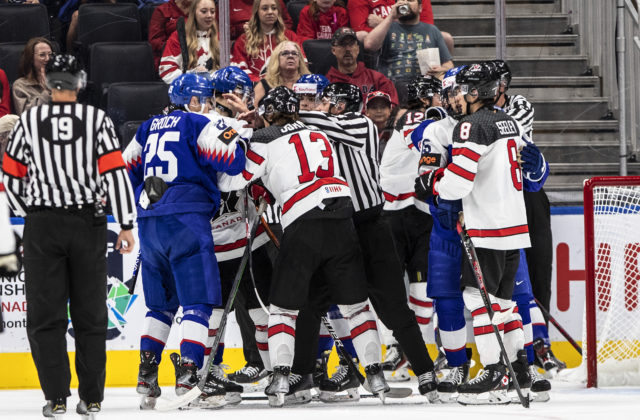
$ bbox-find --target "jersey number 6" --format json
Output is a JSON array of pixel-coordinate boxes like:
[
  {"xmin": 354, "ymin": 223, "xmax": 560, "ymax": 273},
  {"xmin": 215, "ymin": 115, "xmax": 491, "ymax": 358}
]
[{"xmin": 289, "ymin": 132, "xmax": 335, "ymax": 183}]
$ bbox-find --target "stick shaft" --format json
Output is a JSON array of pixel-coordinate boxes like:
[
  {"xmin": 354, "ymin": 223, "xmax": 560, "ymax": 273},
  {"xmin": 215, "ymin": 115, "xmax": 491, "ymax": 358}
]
[{"xmin": 533, "ymin": 297, "xmax": 582, "ymax": 355}]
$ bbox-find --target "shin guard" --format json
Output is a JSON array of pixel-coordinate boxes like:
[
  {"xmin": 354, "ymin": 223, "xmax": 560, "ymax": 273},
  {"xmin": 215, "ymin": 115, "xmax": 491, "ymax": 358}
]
[
  {"xmin": 409, "ymin": 282, "xmax": 434, "ymax": 340},
  {"xmin": 268, "ymin": 305, "xmax": 298, "ymax": 368},
  {"xmin": 141, "ymin": 310, "xmax": 175, "ymax": 363},
  {"xmin": 249, "ymin": 308, "xmax": 271, "ymax": 371},
  {"xmin": 339, "ymin": 301, "xmax": 381, "ymax": 367},
  {"xmin": 463, "ymin": 287, "xmax": 502, "ymax": 367},
  {"xmin": 497, "ymin": 298, "xmax": 524, "ymax": 363},
  {"xmin": 181, "ymin": 304, "xmax": 213, "ymax": 369},
  {"xmin": 328, "ymin": 307, "xmax": 358, "ymax": 359},
  {"xmin": 434, "ymin": 297, "xmax": 468, "ymax": 367}
]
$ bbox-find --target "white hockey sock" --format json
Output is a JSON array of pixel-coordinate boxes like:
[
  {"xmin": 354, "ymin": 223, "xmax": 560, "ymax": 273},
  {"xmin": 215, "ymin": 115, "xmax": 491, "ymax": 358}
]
[
  {"xmin": 339, "ymin": 301, "xmax": 381, "ymax": 367},
  {"xmin": 249, "ymin": 308, "xmax": 271, "ymax": 371},
  {"xmin": 440, "ymin": 327, "xmax": 467, "ymax": 357},
  {"xmin": 267, "ymin": 304, "xmax": 298, "ymax": 368},
  {"xmin": 497, "ymin": 298, "xmax": 524, "ymax": 363},
  {"xmin": 463, "ymin": 287, "xmax": 503, "ymax": 367},
  {"xmin": 142, "ymin": 311, "xmax": 173, "ymax": 347},
  {"xmin": 409, "ymin": 283, "xmax": 434, "ymax": 340},
  {"xmin": 329, "ymin": 315, "xmax": 351, "ymax": 344},
  {"xmin": 196, "ymin": 309, "xmax": 223, "ymax": 376}
]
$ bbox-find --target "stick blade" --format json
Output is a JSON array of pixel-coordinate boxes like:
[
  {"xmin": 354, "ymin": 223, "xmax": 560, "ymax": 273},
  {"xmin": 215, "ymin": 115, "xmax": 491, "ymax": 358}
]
[{"xmin": 153, "ymin": 387, "xmax": 201, "ymax": 411}]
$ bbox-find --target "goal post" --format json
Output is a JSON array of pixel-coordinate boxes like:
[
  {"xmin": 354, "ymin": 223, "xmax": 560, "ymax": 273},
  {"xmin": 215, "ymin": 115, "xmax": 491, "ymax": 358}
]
[{"xmin": 583, "ymin": 176, "xmax": 640, "ymax": 387}]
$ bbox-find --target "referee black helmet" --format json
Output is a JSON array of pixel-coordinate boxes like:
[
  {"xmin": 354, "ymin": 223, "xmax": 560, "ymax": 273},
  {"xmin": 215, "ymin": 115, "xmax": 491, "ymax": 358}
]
[{"xmin": 46, "ymin": 54, "xmax": 86, "ymax": 91}]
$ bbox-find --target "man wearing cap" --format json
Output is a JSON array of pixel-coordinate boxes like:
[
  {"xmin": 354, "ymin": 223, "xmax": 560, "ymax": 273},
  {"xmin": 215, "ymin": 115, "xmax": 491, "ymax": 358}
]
[
  {"xmin": 364, "ymin": 91, "xmax": 393, "ymax": 158},
  {"xmin": 327, "ymin": 27, "xmax": 399, "ymax": 107}
]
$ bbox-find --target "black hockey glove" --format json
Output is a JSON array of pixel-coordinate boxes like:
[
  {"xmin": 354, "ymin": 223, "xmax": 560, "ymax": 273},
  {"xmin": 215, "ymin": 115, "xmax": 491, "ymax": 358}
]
[
  {"xmin": 414, "ymin": 168, "xmax": 444, "ymax": 201},
  {"xmin": 520, "ymin": 142, "xmax": 545, "ymax": 181},
  {"xmin": 0, "ymin": 233, "xmax": 22, "ymax": 278}
]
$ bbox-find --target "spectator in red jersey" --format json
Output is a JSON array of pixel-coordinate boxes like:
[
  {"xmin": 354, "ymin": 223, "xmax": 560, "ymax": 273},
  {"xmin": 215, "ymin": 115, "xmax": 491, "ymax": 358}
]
[
  {"xmin": 296, "ymin": 0, "xmax": 349, "ymax": 42},
  {"xmin": 159, "ymin": 0, "xmax": 220, "ymax": 83},
  {"xmin": 326, "ymin": 27, "xmax": 398, "ymax": 106},
  {"xmin": 148, "ymin": 0, "xmax": 191, "ymax": 69},
  {"xmin": 229, "ymin": 0, "xmax": 293, "ymax": 41},
  {"xmin": 231, "ymin": 0, "xmax": 302, "ymax": 82},
  {"xmin": 347, "ymin": 0, "xmax": 453, "ymax": 52},
  {"xmin": 0, "ymin": 69, "xmax": 11, "ymax": 118}
]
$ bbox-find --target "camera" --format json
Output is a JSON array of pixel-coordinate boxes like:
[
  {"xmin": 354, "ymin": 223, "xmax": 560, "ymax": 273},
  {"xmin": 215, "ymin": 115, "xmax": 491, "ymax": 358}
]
[{"xmin": 398, "ymin": 4, "xmax": 410, "ymax": 16}]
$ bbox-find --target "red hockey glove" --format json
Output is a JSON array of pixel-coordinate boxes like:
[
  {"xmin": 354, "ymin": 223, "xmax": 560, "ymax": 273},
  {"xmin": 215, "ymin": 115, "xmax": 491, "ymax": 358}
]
[{"xmin": 249, "ymin": 183, "xmax": 274, "ymax": 205}]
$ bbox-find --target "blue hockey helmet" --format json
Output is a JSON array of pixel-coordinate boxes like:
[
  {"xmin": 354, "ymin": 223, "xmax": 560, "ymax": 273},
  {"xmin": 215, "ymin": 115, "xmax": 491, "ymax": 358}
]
[
  {"xmin": 441, "ymin": 65, "xmax": 467, "ymax": 119},
  {"xmin": 168, "ymin": 73, "xmax": 214, "ymax": 105},
  {"xmin": 293, "ymin": 74, "xmax": 330, "ymax": 96},
  {"xmin": 212, "ymin": 65, "xmax": 253, "ymax": 97}
]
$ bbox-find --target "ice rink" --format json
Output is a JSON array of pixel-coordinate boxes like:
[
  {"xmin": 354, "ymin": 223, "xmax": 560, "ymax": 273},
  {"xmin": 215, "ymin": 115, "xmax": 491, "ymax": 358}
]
[{"xmin": 2, "ymin": 380, "xmax": 640, "ymax": 420}]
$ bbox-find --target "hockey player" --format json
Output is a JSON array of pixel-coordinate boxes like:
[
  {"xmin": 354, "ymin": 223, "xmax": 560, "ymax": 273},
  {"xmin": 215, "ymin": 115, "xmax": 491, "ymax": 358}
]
[
  {"xmin": 124, "ymin": 72, "xmax": 248, "ymax": 409},
  {"xmin": 298, "ymin": 82, "xmax": 438, "ymax": 402},
  {"xmin": 293, "ymin": 73, "xmax": 330, "ymax": 111},
  {"xmin": 415, "ymin": 63, "xmax": 532, "ymax": 404},
  {"xmin": 379, "ymin": 75, "xmax": 443, "ymax": 381},
  {"xmin": 217, "ymin": 86, "xmax": 389, "ymax": 407}
]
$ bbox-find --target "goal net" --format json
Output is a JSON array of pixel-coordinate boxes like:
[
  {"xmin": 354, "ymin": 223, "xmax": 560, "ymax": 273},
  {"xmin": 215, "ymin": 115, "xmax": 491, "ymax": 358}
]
[{"xmin": 581, "ymin": 176, "xmax": 640, "ymax": 387}]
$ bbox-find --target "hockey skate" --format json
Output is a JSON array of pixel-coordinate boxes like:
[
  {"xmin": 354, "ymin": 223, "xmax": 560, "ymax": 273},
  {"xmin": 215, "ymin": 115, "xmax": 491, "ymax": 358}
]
[
  {"xmin": 365, "ymin": 363, "xmax": 391, "ymax": 403},
  {"xmin": 436, "ymin": 360, "xmax": 471, "ymax": 403},
  {"xmin": 529, "ymin": 365, "xmax": 551, "ymax": 402},
  {"xmin": 533, "ymin": 338, "xmax": 566, "ymax": 378},
  {"xmin": 508, "ymin": 350, "xmax": 532, "ymax": 402},
  {"xmin": 433, "ymin": 348, "xmax": 449, "ymax": 378},
  {"xmin": 170, "ymin": 353, "xmax": 199, "ymax": 396},
  {"xmin": 206, "ymin": 364, "xmax": 243, "ymax": 405},
  {"xmin": 136, "ymin": 351, "xmax": 161, "ymax": 410},
  {"xmin": 42, "ymin": 397, "xmax": 66, "ymax": 419},
  {"xmin": 381, "ymin": 344, "xmax": 410, "ymax": 382},
  {"xmin": 319, "ymin": 357, "xmax": 361, "ymax": 402},
  {"xmin": 457, "ymin": 363, "xmax": 510, "ymax": 405},
  {"xmin": 313, "ymin": 350, "xmax": 330, "ymax": 388},
  {"xmin": 284, "ymin": 373, "xmax": 314, "ymax": 405},
  {"xmin": 417, "ymin": 370, "xmax": 438, "ymax": 403},
  {"xmin": 193, "ymin": 369, "xmax": 227, "ymax": 410},
  {"xmin": 76, "ymin": 400, "xmax": 100, "ymax": 420},
  {"xmin": 265, "ymin": 366, "xmax": 290, "ymax": 407}
]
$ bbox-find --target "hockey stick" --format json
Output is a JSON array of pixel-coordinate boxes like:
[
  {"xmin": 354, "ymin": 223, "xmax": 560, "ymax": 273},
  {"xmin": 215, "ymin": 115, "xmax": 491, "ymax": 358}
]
[
  {"xmin": 456, "ymin": 218, "xmax": 530, "ymax": 408},
  {"xmin": 155, "ymin": 198, "xmax": 268, "ymax": 411},
  {"xmin": 533, "ymin": 297, "xmax": 582, "ymax": 356},
  {"xmin": 127, "ymin": 252, "xmax": 141, "ymax": 295}
]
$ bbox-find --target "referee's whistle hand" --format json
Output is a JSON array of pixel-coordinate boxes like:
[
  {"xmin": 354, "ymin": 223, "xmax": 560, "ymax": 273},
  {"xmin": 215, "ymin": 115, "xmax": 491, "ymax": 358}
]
[{"xmin": 116, "ymin": 230, "xmax": 135, "ymax": 254}]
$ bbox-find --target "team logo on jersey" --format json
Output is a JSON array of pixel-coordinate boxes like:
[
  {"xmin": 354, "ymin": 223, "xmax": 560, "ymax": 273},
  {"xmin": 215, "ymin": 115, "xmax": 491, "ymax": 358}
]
[
  {"xmin": 419, "ymin": 153, "xmax": 441, "ymax": 167},
  {"xmin": 218, "ymin": 126, "xmax": 239, "ymax": 144}
]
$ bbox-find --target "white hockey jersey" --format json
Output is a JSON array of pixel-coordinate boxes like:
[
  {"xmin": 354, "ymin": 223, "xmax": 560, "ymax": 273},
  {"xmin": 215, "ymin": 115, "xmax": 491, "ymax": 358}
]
[
  {"xmin": 435, "ymin": 107, "xmax": 531, "ymax": 250},
  {"xmin": 218, "ymin": 121, "xmax": 351, "ymax": 229},
  {"xmin": 380, "ymin": 110, "xmax": 430, "ymax": 213}
]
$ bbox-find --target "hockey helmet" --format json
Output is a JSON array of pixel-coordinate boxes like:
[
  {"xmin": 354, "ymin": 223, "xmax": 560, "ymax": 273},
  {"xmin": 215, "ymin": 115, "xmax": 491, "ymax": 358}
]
[
  {"xmin": 455, "ymin": 63, "xmax": 499, "ymax": 101},
  {"xmin": 406, "ymin": 75, "xmax": 442, "ymax": 106},
  {"xmin": 258, "ymin": 86, "xmax": 300, "ymax": 121},
  {"xmin": 491, "ymin": 59, "xmax": 512, "ymax": 89},
  {"xmin": 168, "ymin": 73, "xmax": 214, "ymax": 105},
  {"xmin": 212, "ymin": 65, "xmax": 253, "ymax": 98},
  {"xmin": 45, "ymin": 54, "xmax": 86, "ymax": 91},
  {"xmin": 321, "ymin": 82, "xmax": 363, "ymax": 113},
  {"xmin": 293, "ymin": 74, "xmax": 330, "ymax": 98}
]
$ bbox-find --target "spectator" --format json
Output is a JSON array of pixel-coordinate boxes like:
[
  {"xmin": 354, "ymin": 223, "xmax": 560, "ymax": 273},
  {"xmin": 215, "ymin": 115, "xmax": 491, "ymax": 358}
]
[
  {"xmin": 0, "ymin": 69, "xmax": 12, "ymax": 117},
  {"xmin": 254, "ymin": 41, "xmax": 310, "ymax": 106},
  {"xmin": 296, "ymin": 0, "xmax": 349, "ymax": 42},
  {"xmin": 229, "ymin": 0, "xmax": 293, "ymax": 41},
  {"xmin": 231, "ymin": 0, "xmax": 301, "ymax": 82},
  {"xmin": 326, "ymin": 27, "xmax": 398, "ymax": 106},
  {"xmin": 364, "ymin": 0, "xmax": 453, "ymax": 104},
  {"xmin": 12, "ymin": 37, "xmax": 53, "ymax": 115},
  {"xmin": 159, "ymin": 0, "xmax": 220, "ymax": 84},
  {"xmin": 364, "ymin": 91, "xmax": 393, "ymax": 158},
  {"xmin": 148, "ymin": 0, "xmax": 191, "ymax": 69}
]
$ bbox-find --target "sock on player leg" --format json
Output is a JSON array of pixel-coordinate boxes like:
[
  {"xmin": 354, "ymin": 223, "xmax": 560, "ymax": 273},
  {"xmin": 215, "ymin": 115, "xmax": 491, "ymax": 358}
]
[
  {"xmin": 463, "ymin": 287, "xmax": 503, "ymax": 367},
  {"xmin": 409, "ymin": 282, "xmax": 434, "ymax": 341},
  {"xmin": 181, "ymin": 304, "xmax": 213, "ymax": 369},
  {"xmin": 248, "ymin": 308, "xmax": 271, "ymax": 371},
  {"xmin": 267, "ymin": 305, "xmax": 298, "ymax": 368},
  {"xmin": 434, "ymin": 296, "xmax": 468, "ymax": 367},
  {"xmin": 141, "ymin": 309, "xmax": 175, "ymax": 363},
  {"xmin": 339, "ymin": 301, "xmax": 381, "ymax": 367}
]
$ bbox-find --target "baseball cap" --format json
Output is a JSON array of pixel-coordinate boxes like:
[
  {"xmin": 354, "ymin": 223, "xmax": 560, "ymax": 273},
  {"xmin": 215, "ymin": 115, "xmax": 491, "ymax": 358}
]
[
  {"xmin": 366, "ymin": 91, "xmax": 392, "ymax": 107},
  {"xmin": 332, "ymin": 27, "xmax": 358, "ymax": 46}
]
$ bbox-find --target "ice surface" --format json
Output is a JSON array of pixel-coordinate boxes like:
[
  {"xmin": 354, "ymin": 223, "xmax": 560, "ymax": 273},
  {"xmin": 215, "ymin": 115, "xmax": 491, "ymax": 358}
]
[{"xmin": 1, "ymin": 380, "xmax": 639, "ymax": 420}]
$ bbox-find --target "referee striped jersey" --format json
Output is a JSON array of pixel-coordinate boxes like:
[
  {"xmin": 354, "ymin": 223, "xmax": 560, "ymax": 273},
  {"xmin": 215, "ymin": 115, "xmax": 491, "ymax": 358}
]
[
  {"xmin": 299, "ymin": 111, "xmax": 383, "ymax": 213},
  {"xmin": 504, "ymin": 94, "xmax": 534, "ymax": 139},
  {"xmin": 2, "ymin": 102, "xmax": 136, "ymax": 225}
]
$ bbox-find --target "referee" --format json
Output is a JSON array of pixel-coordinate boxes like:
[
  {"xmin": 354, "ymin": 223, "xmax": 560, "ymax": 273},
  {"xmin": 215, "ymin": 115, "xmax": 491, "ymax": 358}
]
[
  {"xmin": 2, "ymin": 54, "xmax": 136, "ymax": 418},
  {"xmin": 297, "ymin": 82, "xmax": 437, "ymax": 399}
]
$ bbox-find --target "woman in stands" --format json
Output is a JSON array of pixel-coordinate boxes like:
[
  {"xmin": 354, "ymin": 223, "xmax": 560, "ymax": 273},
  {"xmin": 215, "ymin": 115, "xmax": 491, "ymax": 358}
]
[
  {"xmin": 12, "ymin": 37, "xmax": 53, "ymax": 115},
  {"xmin": 253, "ymin": 41, "xmax": 310, "ymax": 105},
  {"xmin": 148, "ymin": 0, "xmax": 191, "ymax": 69},
  {"xmin": 231, "ymin": 0, "xmax": 301, "ymax": 82},
  {"xmin": 159, "ymin": 0, "xmax": 220, "ymax": 83},
  {"xmin": 229, "ymin": 0, "xmax": 293, "ymax": 41},
  {"xmin": 297, "ymin": 0, "xmax": 350, "ymax": 42}
]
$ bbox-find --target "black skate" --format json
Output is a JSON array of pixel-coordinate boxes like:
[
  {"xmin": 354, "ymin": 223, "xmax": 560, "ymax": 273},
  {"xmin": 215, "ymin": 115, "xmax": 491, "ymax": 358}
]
[
  {"xmin": 508, "ymin": 350, "xmax": 532, "ymax": 402},
  {"xmin": 437, "ymin": 360, "xmax": 471, "ymax": 403},
  {"xmin": 265, "ymin": 365, "xmax": 290, "ymax": 407},
  {"xmin": 285, "ymin": 373, "xmax": 314, "ymax": 405},
  {"xmin": 76, "ymin": 400, "xmax": 100, "ymax": 420},
  {"xmin": 533, "ymin": 338, "xmax": 566, "ymax": 377},
  {"xmin": 529, "ymin": 365, "xmax": 551, "ymax": 402},
  {"xmin": 206, "ymin": 364, "xmax": 242, "ymax": 405},
  {"xmin": 42, "ymin": 397, "xmax": 66, "ymax": 419},
  {"xmin": 228, "ymin": 362, "xmax": 269, "ymax": 385},
  {"xmin": 365, "ymin": 363, "xmax": 391, "ymax": 403},
  {"xmin": 457, "ymin": 363, "xmax": 510, "ymax": 405},
  {"xmin": 417, "ymin": 370, "xmax": 438, "ymax": 403},
  {"xmin": 319, "ymin": 357, "xmax": 361, "ymax": 402},
  {"xmin": 313, "ymin": 350, "xmax": 331, "ymax": 388},
  {"xmin": 194, "ymin": 368, "xmax": 227, "ymax": 410},
  {"xmin": 170, "ymin": 353, "xmax": 199, "ymax": 396},
  {"xmin": 137, "ymin": 351, "xmax": 161, "ymax": 410}
]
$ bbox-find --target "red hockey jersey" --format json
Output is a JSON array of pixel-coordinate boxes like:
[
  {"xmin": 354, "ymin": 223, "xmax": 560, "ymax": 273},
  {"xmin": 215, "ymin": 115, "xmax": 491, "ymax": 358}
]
[
  {"xmin": 347, "ymin": 0, "xmax": 434, "ymax": 32},
  {"xmin": 296, "ymin": 5, "xmax": 350, "ymax": 42}
]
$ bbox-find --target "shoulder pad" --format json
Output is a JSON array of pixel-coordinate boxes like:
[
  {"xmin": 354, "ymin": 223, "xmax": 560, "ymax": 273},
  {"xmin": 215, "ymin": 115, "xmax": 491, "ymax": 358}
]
[{"xmin": 252, "ymin": 126, "xmax": 285, "ymax": 144}]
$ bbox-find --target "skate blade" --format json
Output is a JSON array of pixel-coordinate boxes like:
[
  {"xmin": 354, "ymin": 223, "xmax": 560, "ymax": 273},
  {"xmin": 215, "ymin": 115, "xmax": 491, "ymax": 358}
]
[
  {"xmin": 225, "ymin": 392, "xmax": 242, "ymax": 406},
  {"xmin": 436, "ymin": 391, "xmax": 456, "ymax": 403},
  {"xmin": 457, "ymin": 390, "xmax": 511, "ymax": 405},
  {"xmin": 423, "ymin": 390, "xmax": 440, "ymax": 403},
  {"xmin": 192, "ymin": 394, "xmax": 227, "ymax": 410},
  {"xmin": 78, "ymin": 415, "xmax": 98, "ymax": 420},
  {"xmin": 238, "ymin": 375, "xmax": 270, "ymax": 392},
  {"xmin": 285, "ymin": 390, "xmax": 312, "ymax": 405},
  {"xmin": 268, "ymin": 393, "xmax": 285, "ymax": 407},
  {"xmin": 530, "ymin": 391, "xmax": 550, "ymax": 403},
  {"xmin": 319, "ymin": 388, "xmax": 360, "ymax": 403},
  {"xmin": 383, "ymin": 369, "xmax": 411, "ymax": 382},
  {"xmin": 139, "ymin": 395, "xmax": 158, "ymax": 410},
  {"xmin": 53, "ymin": 415, "xmax": 65, "ymax": 420}
]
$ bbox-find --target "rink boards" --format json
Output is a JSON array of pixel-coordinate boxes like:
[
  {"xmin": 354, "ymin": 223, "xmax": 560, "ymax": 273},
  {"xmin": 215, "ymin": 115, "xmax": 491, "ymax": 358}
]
[{"xmin": 0, "ymin": 208, "xmax": 593, "ymax": 389}]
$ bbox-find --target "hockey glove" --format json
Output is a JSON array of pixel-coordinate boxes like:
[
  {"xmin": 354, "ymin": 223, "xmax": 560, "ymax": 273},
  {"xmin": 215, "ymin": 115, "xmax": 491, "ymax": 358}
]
[
  {"xmin": 520, "ymin": 142, "xmax": 546, "ymax": 181},
  {"xmin": 434, "ymin": 198, "xmax": 462, "ymax": 231},
  {"xmin": 0, "ymin": 233, "xmax": 22, "ymax": 277},
  {"xmin": 249, "ymin": 182, "xmax": 275, "ymax": 205},
  {"xmin": 414, "ymin": 168, "xmax": 445, "ymax": 201}
]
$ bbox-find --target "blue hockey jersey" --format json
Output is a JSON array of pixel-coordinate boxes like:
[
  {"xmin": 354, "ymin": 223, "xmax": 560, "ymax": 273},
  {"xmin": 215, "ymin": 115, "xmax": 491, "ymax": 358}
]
[{"xmin": 123, "ymin": 110, "xmax": 249, "ymax": 217}]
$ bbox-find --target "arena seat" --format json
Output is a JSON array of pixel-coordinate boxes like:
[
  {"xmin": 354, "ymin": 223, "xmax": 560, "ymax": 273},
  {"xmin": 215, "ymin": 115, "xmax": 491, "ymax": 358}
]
[
  {"xmin": 120, "ymin": 120, "xmax": 145, "ymax": 149},
  {"xmin": 287, "ymin": 0, "xmax": 307, "ymax": 32},
  {"xmin": 75, "ymin": 3, "xmax": 141, "ymax": 60},
  {"xmin": 107, "ymin": 81, "xmax": 169, "ymax": 140},
  {"xmin": 0, "ymin": 4, "xmax": 50, "ymax": 42}
]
